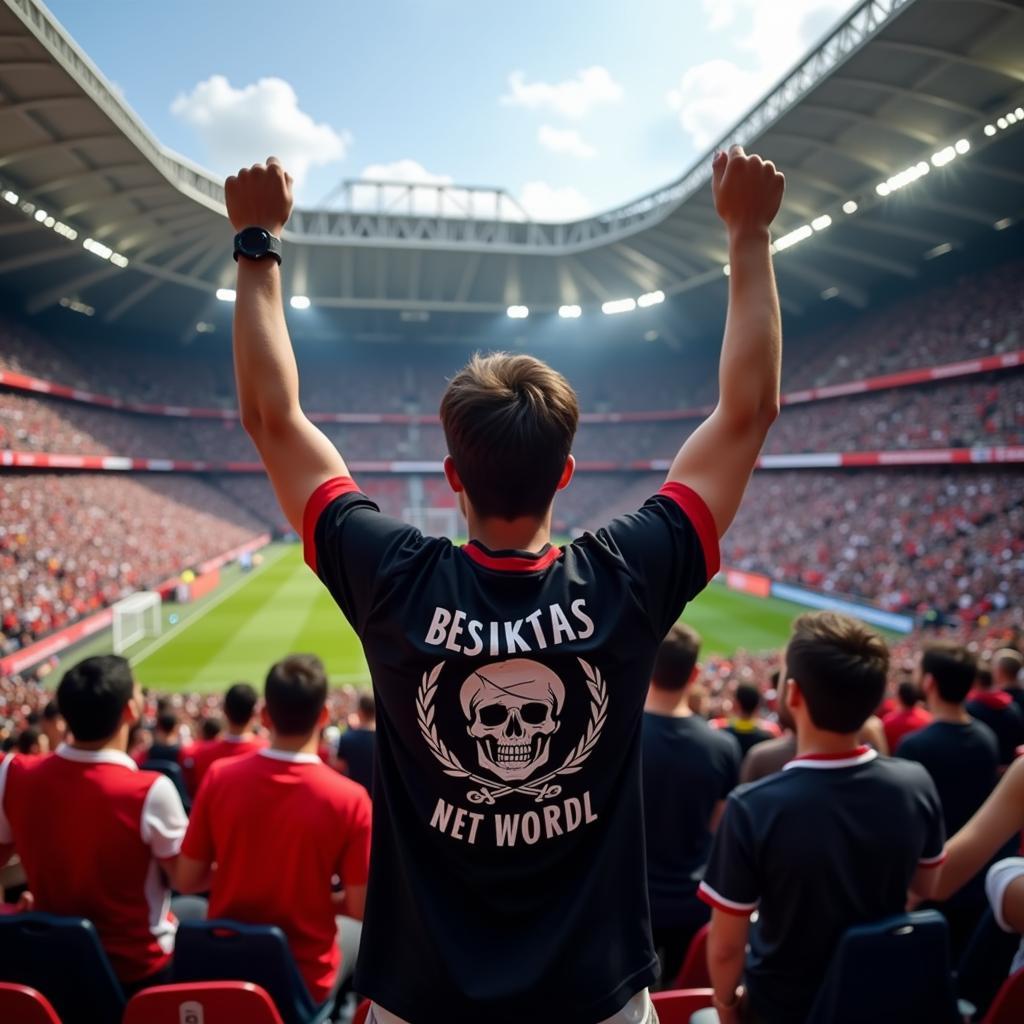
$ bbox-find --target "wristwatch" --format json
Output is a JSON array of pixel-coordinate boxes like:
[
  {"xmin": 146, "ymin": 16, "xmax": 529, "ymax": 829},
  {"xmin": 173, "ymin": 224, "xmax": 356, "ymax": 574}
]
[{"xmin": 233, "ymin": 227, "xmax": 282, "ymax": 265}]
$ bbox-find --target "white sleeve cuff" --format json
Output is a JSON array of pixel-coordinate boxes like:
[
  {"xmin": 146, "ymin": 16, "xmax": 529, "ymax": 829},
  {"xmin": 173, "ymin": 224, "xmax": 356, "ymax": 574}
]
[
  {"xmin": 986, "ymin": 857, "xmax": 1024, "ymax": 933},
  {"xmin": 140, "ymin": 774, "xmax": 188, "ymax": 859}
]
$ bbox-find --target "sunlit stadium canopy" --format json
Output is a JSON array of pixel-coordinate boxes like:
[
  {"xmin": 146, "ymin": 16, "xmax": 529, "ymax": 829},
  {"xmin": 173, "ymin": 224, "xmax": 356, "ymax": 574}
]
[{"xmin": 0, "ymin": 0, "xmax": 1022, "ymax": 343}]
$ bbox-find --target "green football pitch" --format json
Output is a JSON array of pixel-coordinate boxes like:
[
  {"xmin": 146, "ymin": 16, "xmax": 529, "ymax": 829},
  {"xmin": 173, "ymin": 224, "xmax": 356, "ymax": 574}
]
[{"xmin": 56, "ymin": 543, "xmax": 803, "ymax": 693}]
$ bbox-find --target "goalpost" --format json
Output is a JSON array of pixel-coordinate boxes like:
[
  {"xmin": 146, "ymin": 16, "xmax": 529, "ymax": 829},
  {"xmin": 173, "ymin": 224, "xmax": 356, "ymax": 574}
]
[
  {"xmin": 112, "ymin": 591, "xmax": 162, "ymax": 654},
  {"xmin": 403, "ymin": 507, "xmax": 460, "ymax": 539}
]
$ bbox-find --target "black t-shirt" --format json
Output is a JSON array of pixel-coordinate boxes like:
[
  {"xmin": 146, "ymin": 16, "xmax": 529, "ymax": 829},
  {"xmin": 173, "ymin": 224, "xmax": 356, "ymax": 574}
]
[
  {"xmin": 1005, "ymin": 688, "xmax": 1024, "ymax": 716},
  {"xmin": 641, "ymin": 713, "xmax": 740, "ymax": 929},
  {"xmin": 307, "ymin": 476, "xmax": 719, "ymax": 1023},
  {"xmin": 336, "ymin": 727, "xmax": 376, "ymax": 795},
  {"xmin": 722, "ymin": 720, "xmax": 775, "ymax": 757},
  {"xmin": 700, "ymin": 749, "xmax": 945, "ymax": 1024},
  {"xmin": 965, "ymin": 694, "xmax": 1024, "ymax": 766}
]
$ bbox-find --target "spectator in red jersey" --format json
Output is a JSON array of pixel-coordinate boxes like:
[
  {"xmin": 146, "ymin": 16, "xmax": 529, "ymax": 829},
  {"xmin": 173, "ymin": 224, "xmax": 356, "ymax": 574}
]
[
  {"xmin": 336, "ymin": 692, "xmax": 376, "ymax": 795},
  {"xmin": 183, "ymin": 682, "xmax": 266, "ymax": 795},
  {"xmin": 967, "ymin": 664, "xmax": 1024, "ymax": 767},
  {"xmin": 714, "ymin": 682, "xmax": 781, "ymax": 757},
  {"xmin": 995, "ymin": 648, "xmax": 1024, "ymax": 715},
  {"xmin": 0, "ymin": 655, "xmax": 188, "ymax": 991},
  {"xmin": 882, "ymin": 681, "xmax": 933, "ymax": 752},
  {"xmin": 14, "ymin": 727, "xmax": 45, "ymax": 756},
  {"xmin": 176, "ymin": 654, "xmax": 371, "ymax": 1006}
]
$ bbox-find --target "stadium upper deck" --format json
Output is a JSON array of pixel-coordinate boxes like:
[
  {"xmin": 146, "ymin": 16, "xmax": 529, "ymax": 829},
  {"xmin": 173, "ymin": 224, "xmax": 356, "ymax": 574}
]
[{"xmin": 0, "ymin": 0, "xmax": 1022, "ymax": 344}]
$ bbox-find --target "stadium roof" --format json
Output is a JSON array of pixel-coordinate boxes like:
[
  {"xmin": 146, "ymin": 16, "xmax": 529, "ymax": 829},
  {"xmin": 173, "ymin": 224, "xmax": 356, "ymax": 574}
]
[{"xmin": 0, "ymin": 0, "xmax": 1022, "ymax": 343}]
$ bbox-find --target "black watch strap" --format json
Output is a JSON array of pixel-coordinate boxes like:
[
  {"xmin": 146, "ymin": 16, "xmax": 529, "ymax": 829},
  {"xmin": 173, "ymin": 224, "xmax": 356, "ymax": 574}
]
[{"xmin": 233, "ymin": 227, "xmax": 283, "ymax": 265}]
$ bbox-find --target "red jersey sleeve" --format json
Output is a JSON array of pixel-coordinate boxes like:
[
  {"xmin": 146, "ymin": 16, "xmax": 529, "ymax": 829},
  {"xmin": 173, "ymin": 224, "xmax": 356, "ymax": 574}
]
[
  {"xmin": 338, "ymin": 788, "xmax": 372, "ymax": 887},
  {"xmin": 180, "ymin": 772, "xmax": 216, "ymax": 864}
]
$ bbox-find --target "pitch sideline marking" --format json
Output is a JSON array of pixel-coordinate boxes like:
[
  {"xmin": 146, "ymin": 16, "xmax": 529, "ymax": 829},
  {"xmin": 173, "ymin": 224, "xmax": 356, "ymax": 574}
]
[{"xmin": 128, "ymin": 546, "xmax": 289, "ymax": 667}]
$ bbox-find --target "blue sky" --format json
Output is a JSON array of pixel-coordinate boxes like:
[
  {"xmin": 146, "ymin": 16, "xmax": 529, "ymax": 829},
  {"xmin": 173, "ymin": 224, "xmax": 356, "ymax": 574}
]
[{"xmin": 47, "ymin": 0, "xmax": 857, "ymax": 219}]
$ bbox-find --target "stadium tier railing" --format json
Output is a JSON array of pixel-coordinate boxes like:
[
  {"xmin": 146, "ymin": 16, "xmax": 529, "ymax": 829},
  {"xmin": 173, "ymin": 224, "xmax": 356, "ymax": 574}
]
[
  {"xmin": 4, "ymin": 447, "xmax": 1023, "ymax": 474},
  {"xmin": 0, "ymin": 350, "xmax": 1020, "ymax": 425},
  {"xmin": 0, "ymin": 533, "xmax": 271, "ymax": 678}
]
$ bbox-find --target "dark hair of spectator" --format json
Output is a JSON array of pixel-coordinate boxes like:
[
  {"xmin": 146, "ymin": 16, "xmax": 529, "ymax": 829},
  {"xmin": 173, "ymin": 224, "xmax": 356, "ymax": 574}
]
[
  {"xmin": 896, "ymin": 681, "xmax": 922, "ymax": 709},
  {"xmin": 42, "ymin": 701, "xmax": 61, "ymax": 722},
  {"xmin": 994, "ymin": 649, "xmax": 1024, "ymax": 686},
  {"xmin": 224, "ymin": 682, "xmax": 259, "ymax": 727},
  {"xmin": 735, "ymin": 683, "xmax": 761, "ymax": 716},
  {"xmin": 357, "ymin": 693, "xmax": 376, "ymax": 720},
  {"xmin": 201, "ymin": 716, "xmax": 224, "ymax": 741},
  {"xmin": 265, "ymin": 654, "xmax": 328, "ymax": 736},
  {"xmin": 156, "ymin": 711, "xmax": 178, "ymax": 736},
  {"xmin": 651, "ymin": 623, "xmax": 702, "ymax": 691},
  {"xmin": 975, "ymin": 665, "xmax": 994, "ymax": 690},
  {"xmin": 57, "ymin": 655, "xmax": 135, "ymax": 743},
  {"xmin": 16, "ymin": 728, "xmax": 41, "ymax": 754},
  {"xmin": 786, "ymin": 612, "xmax": 889, "ymax": 734},
  {"xmin": 921, "ymin": 642, "xmax": 977, "ymax": 704}
]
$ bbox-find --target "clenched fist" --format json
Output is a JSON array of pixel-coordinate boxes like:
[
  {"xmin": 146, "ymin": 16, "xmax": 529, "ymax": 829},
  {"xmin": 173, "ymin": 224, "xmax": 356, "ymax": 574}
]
[
  {"xmin": 225, "ymin": 156, "xmax": 294, "ymax": 236},
  {"xmin": 712, "ymin": 145, "xmax": 785, "ymax": 236}
]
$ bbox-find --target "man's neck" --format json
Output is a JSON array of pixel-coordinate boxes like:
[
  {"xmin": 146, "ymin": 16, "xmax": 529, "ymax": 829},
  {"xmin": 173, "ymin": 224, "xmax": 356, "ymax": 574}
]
[
  {"xmin": 645, "ymin": 687, "xmax": 692, "ymax": 717},
  {"xmin": 928, "ymin": 698, "xmax": 971, "ymax": 724},
  {"xmin": 71, "ymin": 725, "xmax": 129, "ymax": 754},
  {"xmin": 270, "ymin": 731, "xmax": 320, "ymax": 755},
  {"xmin": 794, "ymin": 724, "xmax": 862, "ymax": 757},
  {"xmin": 226, "ymin": 724, "xmax": 252, "ymax": 739},
  {"xmin": 467, "ymin": 512, "xmax": 552, "ymax": 553}
]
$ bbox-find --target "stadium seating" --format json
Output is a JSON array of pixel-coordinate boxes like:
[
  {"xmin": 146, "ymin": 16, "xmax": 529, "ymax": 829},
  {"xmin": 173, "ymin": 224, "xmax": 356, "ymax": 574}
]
[
  {"xmin": 123, "ymin": 981, "xmax": 287, "ymax": 1024},
  {"xmin": 649, "ymin": 987, "xmax": 714, "ymax": 1021},
  {"xmin": 172, "ymin": 919, "xmax": 333, "ymax": 1024},
  {"xmin": 0, "ymin": 912, "xmax": 126, "ymax": 1024},
  {"xmin": 672, "ymin": 923, "xmax": 711, "ymax": 989},
  {"xmin": 982, "ymin": 968, "xmax": 1024, "ymax": 1024},
  {"xmin": 0, "ymin": 983, "xmax": 62, "ymax": 1024},
  {"xmin": 804, "ymin": 911, "xmax": 960, "ymax": 1024}
]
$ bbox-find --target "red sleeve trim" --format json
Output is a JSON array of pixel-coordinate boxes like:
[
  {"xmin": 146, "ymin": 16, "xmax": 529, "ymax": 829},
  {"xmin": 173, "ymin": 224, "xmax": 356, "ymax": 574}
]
[
  {"xmin": 302, "ymin": 476, "xmax": 361, "ymax": 572},
  {"xmin": 697, "ymin": 880, "xmax": 757, "ymax": 917},
  {"xmin": 918, "ymin": 850, "xmax": 947, "ymax": 869},
  {"xmin": 658, "ymin": 482, "xmax": 721, "ymax": 581}
]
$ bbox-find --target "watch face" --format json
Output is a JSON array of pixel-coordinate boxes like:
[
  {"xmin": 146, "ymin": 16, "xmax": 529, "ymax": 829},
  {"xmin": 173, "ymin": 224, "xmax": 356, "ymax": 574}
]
[{"xmin": 238, "ymin": 227, "xmax": 270, "ymax": 256}]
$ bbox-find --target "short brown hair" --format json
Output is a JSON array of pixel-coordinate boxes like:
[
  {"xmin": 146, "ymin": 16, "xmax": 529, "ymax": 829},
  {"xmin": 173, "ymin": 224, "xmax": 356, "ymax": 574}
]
[
  {"xmin": 994, "ymin": 648, "xmax": 1024, "ymax": 685},
  {"xmin": 921, "ymin": 642, "xmax": 976, "ymax": 704},
  {"xmin": 265, "ymin": 654, "xmax": 327, "ymax": 736},
  {"xmin": 785, "ymin": 612, "xmax": 889, "ymax": 733},
  {"xmin": 440, "ymin": 352, "xmax": 579, "ymax": 519},
  {"xmin": 652, "ymin": 623, "xmax": 702, "ymax": 691}
]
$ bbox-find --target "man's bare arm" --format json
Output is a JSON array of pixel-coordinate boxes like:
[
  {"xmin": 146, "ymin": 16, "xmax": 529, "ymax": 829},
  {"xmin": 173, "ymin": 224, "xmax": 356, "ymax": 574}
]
[
  {"xmin": 227, "ymin": 158, "xmax": 348, "ymax": 533},
  {"xmin": 667, "ymin": 146, "xmax": 784, "ymax": 537}
]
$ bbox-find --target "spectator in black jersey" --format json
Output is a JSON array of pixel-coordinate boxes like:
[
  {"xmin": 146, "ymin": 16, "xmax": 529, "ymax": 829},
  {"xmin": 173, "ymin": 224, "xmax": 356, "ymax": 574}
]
[
  {"xmin": 698, "ymin": 612, "xmax": 945, "ymax": 1024},
  {"xmin": 967, "ymin": 663, "xmax": 1024, "ymax": 768},
  {"xmin": 147, "ymin": 708, "xmax": 183, "ymax": 765},
  {"xmin": 642, "ymin": 623, "xmax": 740, "ymax": 988},
  {"xmin": 227, "ymin": 147, "xmax": 784, "ymax": 1023},
  {"xmin": 995, "ymin": 649, "xmax": 1024, "ymax": 715},
  {"xmin": 739, "ymin": 671, "xmax": 796, "ymax": 783},
  {"xmin": 897, "ymin": 642, "xmax": 999, "ymax": 954},
  {"xmin": 336, "ymin": 693, "xmax": 376, "ymax": 795},
  {"xmin": 716, "ymin": 683, "xmax": 779, "ymax": 757}
]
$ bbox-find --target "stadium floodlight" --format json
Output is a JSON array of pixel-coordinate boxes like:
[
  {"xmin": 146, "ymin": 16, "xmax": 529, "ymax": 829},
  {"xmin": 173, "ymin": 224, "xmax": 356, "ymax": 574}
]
[
  {"xmin": 811, "ymin": 214, "xmax": 832, "ymax": 231},
  {"xmin": 772, "ymin": 224, "xmax": 813, "ymax": 252},
  {"xmin": 722, "ymin": 264, "xmax": 730, "ymax": 276},
  {"xmin": 1007, "ymin": 112, "xmax": 1018, "ymax": 126},
  {"xmin": 83, "ymin": 237, "xmax": 114, "ymax": 260},
  {"xmin": 637, "ymin": 290, "xmax": 665, "ymax": 308},
  {"xmin": 1, "ymin": 190, "xmax": 17, "ymax": 205},
  {"xmin": 1017, "ymin": 108, "xmax": 1024, "ymax": 119},
  {"xmin": 59, "ymin": 297, "xmax": 95, "ymax": 317},
  {"xmin": 110, "ymin": 253, "xmax": 129, "ymax": 268},
  {"xmin": 994, "ymin": 218, "xmax": 1013, "ymax": 231},
  {"xmin": 506, "ymin": 305, "xmax": 529, "ymax": 319},
  {"xmin": 876, "ymin": 161, "xmax": 929, "ymax": 197},
  {"xmin": 821, "ymin": 287, "xmax": 840, "ymax": 300},
  {"xmin": 984, "ymin": 124, "xmax": 997, "ymax": 137},
  {"xmin": 216, "ymin": 287, "xmax": 236, "ymax": 302},
  {"xmin": 924, "ymin": 242, "xmax": 953, "ymax": 260},
  {"xmin": 842, "ymin": 200, "xmax": 858, "ymax": 215},
  {"xmin": 954, "ymin": 138, "xmax": 970, "ymax": 155},
  {"xmin": 558, "ymin": 304, "xmax": 582, "ymax": 319},
  {"xmin": 195, "ymin": 321, "xmax": 215, "ymax": 333},
  {"xmin": 644, "ymin": 330, "xmax": 659, "ymax": 342},
  {"xmin": 53, "ymin": 222, "xmax": 77, "ymax": 241},
  {"xmin": 997, "ymin": 117, "xmax": 1008, "ymax": 130},
  {"xmin": 289, "ymin": 295, "xmax": 311, "ymax": 310},
  {"xmin": 33, "ymin": 208, "xmax": 48, "ymax": 222},
  {"xmin": 602, "ymin": 298, "xmax": 636, "ymax": 315},
  {"xmin": 931, "ymin": 146, "xmax": 956, "ymax": 168}
]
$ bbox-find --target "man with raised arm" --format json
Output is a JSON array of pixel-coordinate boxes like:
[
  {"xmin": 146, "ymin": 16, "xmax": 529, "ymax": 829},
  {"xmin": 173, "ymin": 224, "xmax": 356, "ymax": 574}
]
[{"xmin": 225, "ymin": 146, "xmax": 783, "ymax": 1024}]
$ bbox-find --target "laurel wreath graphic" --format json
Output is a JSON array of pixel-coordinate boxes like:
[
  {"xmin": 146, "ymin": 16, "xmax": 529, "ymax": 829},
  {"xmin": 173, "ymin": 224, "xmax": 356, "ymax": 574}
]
[{"xmin": 416, "ymin": 657, "xmax": 608, "ymax": 802}]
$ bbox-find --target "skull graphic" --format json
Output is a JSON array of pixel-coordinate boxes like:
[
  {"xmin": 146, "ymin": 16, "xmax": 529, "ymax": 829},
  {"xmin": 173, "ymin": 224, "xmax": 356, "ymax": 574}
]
[{"xmin": 460, "ymin": 659, "xmax": 564, "ymax": 782}]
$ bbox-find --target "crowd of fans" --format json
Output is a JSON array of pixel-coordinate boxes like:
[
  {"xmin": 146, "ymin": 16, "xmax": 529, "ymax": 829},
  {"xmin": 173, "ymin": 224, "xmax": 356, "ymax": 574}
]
[{"xmin": 0, "ymin": 474, "xmax": 266, "ymax": 655}]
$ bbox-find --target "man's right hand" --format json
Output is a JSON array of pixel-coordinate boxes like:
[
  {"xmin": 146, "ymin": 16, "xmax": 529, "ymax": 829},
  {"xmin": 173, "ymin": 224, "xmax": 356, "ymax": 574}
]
[
  {"xmin": 225, "ymin": 156, "xmax": 294, "ymax": 235},
  {"xmin": 712, "ymin": 145, "xmax": 785, "ymax": 237}
]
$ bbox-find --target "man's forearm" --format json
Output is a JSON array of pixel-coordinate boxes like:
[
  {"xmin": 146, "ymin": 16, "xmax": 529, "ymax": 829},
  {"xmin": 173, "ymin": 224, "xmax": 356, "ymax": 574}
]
[
  {"xmin": 233, "ymin": 258, "xmax": 300, "ymax": 432},
  {"xmin": 718, "ymin": 227, "xmax": 781, "ymax": 428},
  {"xmin": 708, "ymin": 942, "xmax": 746, "ymax": 1005}
]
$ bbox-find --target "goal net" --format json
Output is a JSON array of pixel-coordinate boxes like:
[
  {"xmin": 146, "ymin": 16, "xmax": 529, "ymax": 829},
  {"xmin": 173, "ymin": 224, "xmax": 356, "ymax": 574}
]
[
  {"xmin": 403, "ymin": 506, "xmax": 460, "ymax": 539},
  {"xmin": 112, "ymin": 591, "xmax": 162, "ymax": 654}
]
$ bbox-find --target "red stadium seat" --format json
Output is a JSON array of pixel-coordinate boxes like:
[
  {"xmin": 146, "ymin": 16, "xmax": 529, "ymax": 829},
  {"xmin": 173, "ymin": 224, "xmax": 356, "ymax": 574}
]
[
  {"xmin": 982, "ymin": 968, "xmax": 1024, "ymax": 1024},
  {"xmin": 123, "ymin": 982, "xmax": 286, "ymax": 1024},
  {"xmin": 352, "ymin": 998, "xmax": 372, "ymax": 1024},
  {"xmin": 0, "ymin": 983, "xmax": 62, "ymax": 1024},
  {"xmin": 672, "ymin": 923, "xmax": 711, "ymax": 989},
  {"xmin": 650, "ymin": 987, "xmax": 714, "ymax": 1022}
]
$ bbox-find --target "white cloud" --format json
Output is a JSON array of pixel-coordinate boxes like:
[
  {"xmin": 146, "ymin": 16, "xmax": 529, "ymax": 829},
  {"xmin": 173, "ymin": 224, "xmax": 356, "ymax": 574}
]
[
  {"xmin": 668, "ymin": 0, "xmax": 856, "ymax": 149},
  {"xmin": 501, "ymin": 66, "xmax": 623, "ymax": 119},
  {"xmin": 538, "ymin": 124, "xmax": 597, "ymax": 159},
  {"xmin": 170, "ymin": 75, "xmax": 349, "ymax": 189},
  {"xmin": 516, "ymin": 181, "xmax": 592, "ymax": 222}
]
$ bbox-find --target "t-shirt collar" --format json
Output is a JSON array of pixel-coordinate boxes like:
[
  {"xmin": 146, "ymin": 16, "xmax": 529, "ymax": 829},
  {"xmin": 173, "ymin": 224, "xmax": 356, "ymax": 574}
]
[
  {"xmin": 56, "ymin": 743, "xmax": 137, "ymax": 770},
  {"xmin": 258, "ymin": 748, "xmax": 321, "ymax": 765},
  {"xmin": 462, "ymin": 540, "xmax": 562, "ymax": 573},
  {"xmin": 783, "ymin": 745, "xmax": 878, "ymax": 770}
]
